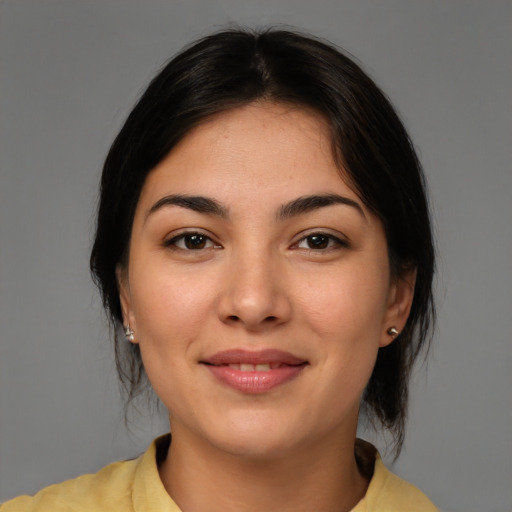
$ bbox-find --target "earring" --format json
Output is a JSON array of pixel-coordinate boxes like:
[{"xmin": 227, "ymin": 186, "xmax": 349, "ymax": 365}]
[
  {"xmin": 124, "ymin": 324, "xmax": 135, "ymax": 342},
  {"xmin": 387, "ymin": 326, "xmax": 399, "ymax": 337}
]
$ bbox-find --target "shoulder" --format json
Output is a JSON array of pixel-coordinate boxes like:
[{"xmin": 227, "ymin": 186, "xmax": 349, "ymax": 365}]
[
  {"xmin": 1, "ymin": 435, "xmax": 179, "ymax": 512},
  {"xmin": 0, "ymin": 455, "xmax": 140, "ymax": 512},
  {"xmin": 366, "ymin": 458, "xmax": 438, "ymax": 511},
  {"xmin": 353, "ymin": 440, "xmax": 438, "ymax": 512}
]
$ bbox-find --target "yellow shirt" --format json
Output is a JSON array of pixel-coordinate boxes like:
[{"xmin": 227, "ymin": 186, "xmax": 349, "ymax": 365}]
[{"xmin": 1, "ymin": 435, "xmax": 438, "ymax": 511}]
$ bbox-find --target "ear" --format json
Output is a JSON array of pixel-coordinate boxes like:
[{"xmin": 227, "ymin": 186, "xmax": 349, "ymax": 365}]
[
  {"xmin": 379, "ymin": 267, "xmax": 417, "ymax": 348},
  {"xmin": 116, "ymin": 264, "xmax": 138, "ymax": 344}
]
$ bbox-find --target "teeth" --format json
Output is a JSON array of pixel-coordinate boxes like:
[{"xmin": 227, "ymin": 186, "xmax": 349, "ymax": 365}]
[{"xmin": 228, "ymin": 363, "xmax": 272, "ymax": 372}]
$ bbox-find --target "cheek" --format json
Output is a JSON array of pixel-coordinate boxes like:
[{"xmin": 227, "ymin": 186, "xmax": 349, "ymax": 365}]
[
  {"xmin": 128, "ymin": 268, "xmax": 218, "ymax": 407},
  {"xmin": 297, "ymin": 262, "xmax": 389, "ymax": 397},
  {"xmin": 298, "ymin": 263, "xmax": 389, "ymax": 340},
  {"xmin": 129, "ymin": 265, "xmax": 219, "ymax": 350}
]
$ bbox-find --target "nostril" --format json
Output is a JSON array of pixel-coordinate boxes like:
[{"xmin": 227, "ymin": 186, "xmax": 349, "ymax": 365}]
[{"xmin": 224, "ymin": 314, "xmax": 278, "ymax": 325}]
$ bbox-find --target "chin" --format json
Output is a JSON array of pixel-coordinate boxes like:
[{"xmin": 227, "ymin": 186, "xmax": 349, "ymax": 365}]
[
  {"xmin": 212, "ymin": 432, "xmax": 299, "ymax": 460},
  {"xmin": 205, "ymin": 410, "xmax": 320, "ymax": 460}
]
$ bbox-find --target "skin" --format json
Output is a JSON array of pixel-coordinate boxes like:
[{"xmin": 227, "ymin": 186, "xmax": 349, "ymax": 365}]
[{"xmin": 118, "ymin": 102, "xmax": 415, "ymax": 512}]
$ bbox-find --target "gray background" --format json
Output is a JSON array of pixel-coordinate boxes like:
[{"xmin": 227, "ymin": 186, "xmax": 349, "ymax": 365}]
[{"xmin": 1, "ymin": 1, "xmax": 511, "ymax": 511}]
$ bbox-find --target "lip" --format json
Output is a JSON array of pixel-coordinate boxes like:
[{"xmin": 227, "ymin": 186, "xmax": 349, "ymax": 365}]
[{"xmin": 201, "ymin": 349, "xmax": 308, "ymax": 394}]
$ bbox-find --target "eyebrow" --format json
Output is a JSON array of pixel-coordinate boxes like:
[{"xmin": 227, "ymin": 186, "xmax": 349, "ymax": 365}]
[
  {"xmin": 147, "ymin": 194, "xmax": 228, "ymax": 220},
  {"xmin": 277, "ymin": 194, "xmax": 366, "ymax": 221},
  {"xmin": 146, "ymin": 192, "xmax": 366, "ymax": 222}
]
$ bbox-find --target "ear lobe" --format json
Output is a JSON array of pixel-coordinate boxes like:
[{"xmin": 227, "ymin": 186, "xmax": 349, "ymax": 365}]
[
  {"xmin": 116, "ymin": 264, "xmax": 136, "ymax": 339},
  {"xmin": 380, "ymin": 267, "xmax": 417, "ymax": 348}
]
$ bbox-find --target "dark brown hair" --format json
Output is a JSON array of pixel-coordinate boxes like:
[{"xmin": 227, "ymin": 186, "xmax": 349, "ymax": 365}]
[{"xmin": 90, "ymin": 28, "xmax": 435, "ymax": 455}]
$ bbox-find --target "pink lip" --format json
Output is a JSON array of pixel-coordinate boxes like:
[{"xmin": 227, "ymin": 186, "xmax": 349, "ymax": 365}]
[{"xmin": 201, "ymin": 349, "xmax": 308, "ymax": 394}]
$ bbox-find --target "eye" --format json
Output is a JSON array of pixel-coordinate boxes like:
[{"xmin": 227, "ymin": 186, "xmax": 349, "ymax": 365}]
[
  {"xmin": 296, "ymin": 233, "xmax": 348, "ymax": 250},
  {"xmin": 165, "ymin": 232, "xmax": 219, "ymax": 250}
]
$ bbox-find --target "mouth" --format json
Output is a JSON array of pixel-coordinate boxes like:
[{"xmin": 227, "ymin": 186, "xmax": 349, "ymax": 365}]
[
  {"xmin": 200, "ymin": 349, "xmax": 308, "ymax": 394},
  {"xmin": 220, "ymin": 362, "xmax": 289, "ymax": 371}
]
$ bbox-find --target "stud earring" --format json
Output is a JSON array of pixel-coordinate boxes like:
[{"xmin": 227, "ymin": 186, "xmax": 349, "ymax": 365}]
[
  {"xmin": 124, "ymin": 324, "xmax": 135, "ymax": 342},
  {"xmin": 387, "ymin": 326, "xmax": 399, "ymax": 337}
]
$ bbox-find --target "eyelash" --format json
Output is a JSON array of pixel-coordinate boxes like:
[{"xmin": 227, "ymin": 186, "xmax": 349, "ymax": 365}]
[
  {"xmin": 294, "ymin": 232, "xmax": 350, "ymax": 252},
  {"xmin": 163, "ymin": 232, "xmax": 220, "ymax": 251},
  {"xmin": 163, "ymin": 231, "xmax": 349, "ymax": 252}
]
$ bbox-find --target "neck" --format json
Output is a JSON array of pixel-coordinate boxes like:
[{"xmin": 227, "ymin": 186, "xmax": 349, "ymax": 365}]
[{"xmin": 159, "ymin": 422, "xmax": 369, "ymax": 512}]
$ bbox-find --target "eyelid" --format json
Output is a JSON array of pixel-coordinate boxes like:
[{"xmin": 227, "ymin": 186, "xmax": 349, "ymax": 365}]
[
  {"xmin": 291, "ymin": 230, "xmax": 351, "ymax": 251},
  {"xmin": 163, "ymin": 229, "xmax": 222, "ymax": 250},
  {"xmin": 162, "ymin": 228, "xmax": 349, "ymax": 252}
]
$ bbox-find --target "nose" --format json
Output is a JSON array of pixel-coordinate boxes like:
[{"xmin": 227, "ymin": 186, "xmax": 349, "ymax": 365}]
[{"xmin": 216, "ymin": 251, "xmax": 292, "ymax": 332}]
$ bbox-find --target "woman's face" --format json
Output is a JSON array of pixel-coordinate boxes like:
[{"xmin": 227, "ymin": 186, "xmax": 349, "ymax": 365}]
[{"xmin": 119, "ymin": 103, "xmax": 413, "ymax": 458}]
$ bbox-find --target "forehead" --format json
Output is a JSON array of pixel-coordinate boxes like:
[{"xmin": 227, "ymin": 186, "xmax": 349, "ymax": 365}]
[{"xmin": 137, "ymin": 102, "xmax": 361, "ymax": 212}]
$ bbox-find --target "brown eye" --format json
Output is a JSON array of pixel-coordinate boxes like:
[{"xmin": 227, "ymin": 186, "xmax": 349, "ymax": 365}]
[
  {"xmin": 296, "ymin": 233, "xmax": 348, "ymax": 251},
  {"xmin": 183, "ymin": 234, "xmax": 208, "ymax": 249},
  {"xmin": 304, "ymin": 234, "xmax": 330, "ymax": 249},
  {"xmin": 165, "ymin": 232, "xmax": 217, "ymax": 250}
]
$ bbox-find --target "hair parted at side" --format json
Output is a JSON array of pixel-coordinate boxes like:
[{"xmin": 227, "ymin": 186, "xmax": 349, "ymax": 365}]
[{"xmin": 90, "ymin": 27, "xmax": 435, "ymax": 456}]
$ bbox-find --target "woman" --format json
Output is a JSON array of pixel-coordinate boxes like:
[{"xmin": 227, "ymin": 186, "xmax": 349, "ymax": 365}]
[{"xmin": 2, "ymin": 28, "xmax": 437, "ymax": 511}]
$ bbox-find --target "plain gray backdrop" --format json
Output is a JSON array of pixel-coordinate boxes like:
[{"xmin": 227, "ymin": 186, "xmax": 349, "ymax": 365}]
[{"xmin": 1, "ymin": 1, "xmax": 511, "ymax": 511}]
